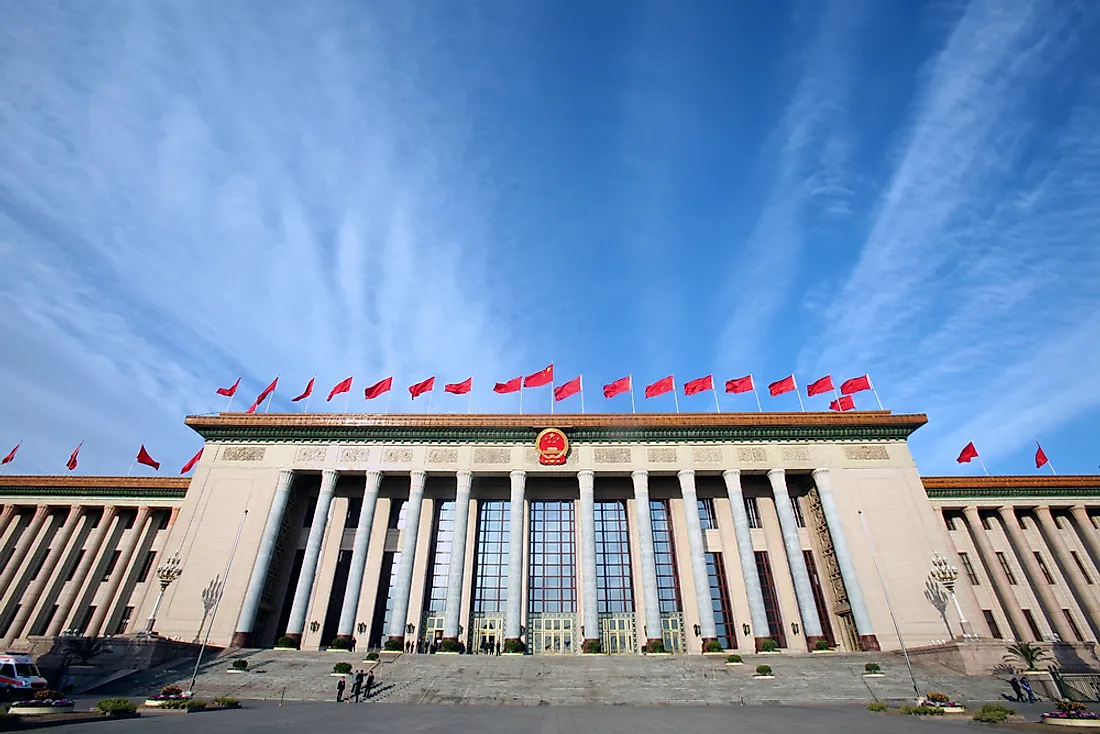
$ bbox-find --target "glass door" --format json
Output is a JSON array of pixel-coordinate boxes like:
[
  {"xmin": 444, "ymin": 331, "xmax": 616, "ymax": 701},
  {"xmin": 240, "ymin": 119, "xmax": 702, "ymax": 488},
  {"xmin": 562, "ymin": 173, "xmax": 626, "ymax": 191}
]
[
  {"xmin": 601, "ymin": 616, "xmax": 635, "ymax": 654},
  {"xmin": 530, "ymin": 615, "xmax": 575, "ymax": 654},
  {"xmin": 661, "ymin": 614, "xmax": 684, "ymax": 653}
]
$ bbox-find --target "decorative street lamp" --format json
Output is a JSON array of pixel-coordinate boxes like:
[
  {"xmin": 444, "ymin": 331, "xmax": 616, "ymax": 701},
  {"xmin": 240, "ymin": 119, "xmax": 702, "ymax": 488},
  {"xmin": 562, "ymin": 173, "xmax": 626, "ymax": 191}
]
[
  {"xmin": 931, "ymin": 552, "xmax": 974, "ymax": 639},
  {"xmin": 144, "ymin": 552, "xmax": 183, "ymax": 634}
]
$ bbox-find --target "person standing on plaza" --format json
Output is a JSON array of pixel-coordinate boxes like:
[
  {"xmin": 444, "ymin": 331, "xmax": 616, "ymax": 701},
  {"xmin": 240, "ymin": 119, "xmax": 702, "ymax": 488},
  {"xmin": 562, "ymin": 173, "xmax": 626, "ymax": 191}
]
[
  {"xmin": 1020, "ymin": 676, "xmax": 1037, "ymax": 703},
  {"xmin": 364, "ymin": 670, "xmax": 375, "ymax": 701},
  {"xmin": 335, "ymin": 676, "xmax": 346, "ymax": 703},
  {"xmin": 495, "ymin": 641, "xmax": 501, "ymax": 656},
  {"xmin": 350, "ymin": 669, "xmax": 363, "ymax": 703},
  {"xmin": 1009, "ymin": 677, "xmax": 1023, "ymax": 702}
]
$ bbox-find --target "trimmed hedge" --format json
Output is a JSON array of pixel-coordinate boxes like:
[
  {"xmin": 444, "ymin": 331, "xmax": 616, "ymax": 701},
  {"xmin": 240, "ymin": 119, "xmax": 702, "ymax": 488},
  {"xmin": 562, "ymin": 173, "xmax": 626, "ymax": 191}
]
[
  {"xmin": 333, "ymin": 662, "xmax": 353, "ymax": 674},
  {"xmin": 755, "ymin": 665, "xmax": 772, "ymax": 676},
  {"xmin": 867, "ymin": 702, "xmax": 888, "ymax": 712},
  {"xmin": 727, "ymin": 654, "xmax": 742, "ymax": 663},
  {"xmin": 96, "ymin": 698, "xmax": 138, "ymax": 717},
  {"xmin": 503, "ymin": 639, "xmax": 525, "ymax": 654}
]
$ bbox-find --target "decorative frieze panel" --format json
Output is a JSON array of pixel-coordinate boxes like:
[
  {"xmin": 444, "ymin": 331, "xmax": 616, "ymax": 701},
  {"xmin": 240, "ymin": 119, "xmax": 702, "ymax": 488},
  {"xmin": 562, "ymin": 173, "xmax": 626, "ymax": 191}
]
[
  {"xmin": 843, "ymin": 445, "xmax": 890, "ymax": 461},
  {"xmin": 382, "ymin": 448, "xmax": 413, "ymax": 464},
  {"xmin": 295, "ymin": 447, "xmax": 328, "ymax": 463},
  {"xmin": 473, "ymin": 447, "xmax": 511, "ymax": 465},
  {"xmin": 647, "ymin": 447, "xmax": 677, "ymax": 464},
  {"xmin": 692, "ymin": 447, "xmax": 722, "ymax": 463},
  {"xmin": 737, "ymin": 446, "xmax": 768, "ymax": 463},
  {"xmin": 594, "ymin": 447, "xmax": 632, "ymax": 464},
  {"xmin": 338, "ymin": 447, "xmax": 371, "ymax": 462},
  {"xmin": 781, "ymin": 446, "xmax": 812, "ymax": 462},
  {"xmin": 427, "ymin": 448, "xmax": 459, "ymax": 464},
  {"xmin": 221, "ymin": 446, "xmax": 265, "ymax": 462}
]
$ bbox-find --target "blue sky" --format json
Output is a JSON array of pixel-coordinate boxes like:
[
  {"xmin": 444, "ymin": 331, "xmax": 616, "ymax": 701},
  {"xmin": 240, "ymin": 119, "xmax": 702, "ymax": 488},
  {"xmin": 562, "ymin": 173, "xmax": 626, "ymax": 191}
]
[{"xmin": 1, "ymin": 0, "xmax": 1098, "ymax": 477}]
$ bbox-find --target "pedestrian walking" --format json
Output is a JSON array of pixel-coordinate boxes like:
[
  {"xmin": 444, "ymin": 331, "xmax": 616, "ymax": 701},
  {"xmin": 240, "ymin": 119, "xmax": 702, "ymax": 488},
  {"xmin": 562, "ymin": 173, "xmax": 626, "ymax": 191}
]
[
  {"xmin": 495, "ymin": 641, "xmax": 501, "ymax": 656},
  {"xmin": 1009, "ymin": 677, "xmax": 1023, "ymax": 702},
  {"xmin": 364, "ymin": 670, "xmax": 375, "ymax": 701},
  {"xmin": 1020, "ymin": 676, "xmax": 1037, "ymax": 703},
  {"xmin": 336, "ymin": 676, "xmax": 346, "ymax": 703},
  {"xmin": 351, "ymin": 669, "xmax": 364, "ymax": 703}
]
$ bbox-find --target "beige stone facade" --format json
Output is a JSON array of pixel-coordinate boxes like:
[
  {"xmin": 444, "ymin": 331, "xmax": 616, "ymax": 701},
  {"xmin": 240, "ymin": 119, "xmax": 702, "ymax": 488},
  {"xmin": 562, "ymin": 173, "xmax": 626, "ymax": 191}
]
[{"xmin": 2, "ymin": 411, "xmax": 1098, "ymax": 659}]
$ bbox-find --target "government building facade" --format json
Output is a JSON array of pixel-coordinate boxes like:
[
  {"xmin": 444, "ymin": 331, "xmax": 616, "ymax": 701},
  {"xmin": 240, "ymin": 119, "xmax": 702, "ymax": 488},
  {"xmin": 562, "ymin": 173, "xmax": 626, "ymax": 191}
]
[{"xmin": 2, "ymin": 411, "xmax": 1099, "ymax": 661}]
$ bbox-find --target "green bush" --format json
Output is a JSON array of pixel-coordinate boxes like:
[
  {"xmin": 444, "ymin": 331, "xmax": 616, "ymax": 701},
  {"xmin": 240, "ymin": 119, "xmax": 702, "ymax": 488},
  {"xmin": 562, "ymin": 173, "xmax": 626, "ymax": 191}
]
[
  {"xmin": 973, "ymin": 704, "xmax": 1014, "ymax": 724},
  {"xmin": 95, "ymin": 698, "xmax": 138, "ymax": 717},
  {"xmin": 864, "ymin": 662, "xmax": 881, "ymax": 674},
  {"xmin": 760, "ymin": 638, "xmax": 779, "ymax": 652},
  {"xmin": 213, "ymin": 697, "xmax": 240, "ymax": 709},
  {"xmin": 439, "ymin": 639, "xmax": 462, "ymax": 653},
  {"xmin": 231, "ymin": 659, "xmax": 248, "ymax": 671},
  {"xmin": 503, "ymin": 639, "xmax": 525, "ymax": 654},
  {"xmin": 328, "ymin": 637, "xmax": 352, "ymax": 651},
  {"xmin": 185, "ymin": 699, "xmax": 207, "ymax": 711},
  {"xmin": 755, "ymin": 665, "xmax": 772, "ymax": 676},
  {"xmin": 364, "ymin": 652, "xmax": 380, "ymax": 661},
  {"xmin": 648, "ymin": 639, "xmax": 666, "ymax": 654},
  {"xmin": 383, "ymin": 638, "xmax": 403, "ymax": 652},
  {"xmin": 901, "ymin": 705, "xmax": 943, "ymax": 716},
  {"xmin": 582, "ymin": 639, "xmax": 602, "ymax": 654},
  {"xmin": 333, "ymin": 662, "xmax": 352, "ymax": 674},
  {"xmin": 814, "ymin": 639, "xmax": 831, "ymax": 651},
  {"xmin": 867, "ymin": 702, "xmax": 888, "ymax": 712},
  {"xmin": 704, "ymin": 640, "xmax": 723, "ymax": 653},
  {"xmin": 275, "ymin": 636, "xmax": 297, "ymax": 649},
  {"xmin": 159, "ymin": 699, "xmax": 188, "ymax": 709},
  {"xmin": 727, "ymin": 654, "xmax": 742, "ymax": 663}
]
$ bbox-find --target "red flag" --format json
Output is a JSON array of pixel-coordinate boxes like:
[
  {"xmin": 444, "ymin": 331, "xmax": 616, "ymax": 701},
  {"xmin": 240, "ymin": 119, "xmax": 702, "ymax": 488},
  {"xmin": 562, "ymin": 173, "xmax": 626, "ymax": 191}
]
[
  {"xmin": 768, "ymin": 375, "xmax": 796, "ymax": 396},
  {"xmin": 180, "ymin": 447, "xmax": 203, "ymax": 474},
  {"xmin": 247, "ymin": 377, "xmax": 279, "ymax": 413},
  {"xmin": 364, "ymin": 377, "xmax": 394, "ymax": 400},
  {"xmin": 2, "ymin": 443, "xmax": 19, "ymax": 465},
  {"xmin": 1036, "ymin": 445, "xmax": 1049, "ymax": 469},
  {"xmin": 216, "ymin": 377, "xmax": 240, "ymax": 397},
  {"xmin": 603, "ymin": 376, "xmax": 632, "ymax": 399},
  {"xmin": 683, "ymin": 375, "xmax": 714, "ymax": 396},
  {"xmin": 725, "ymin": 375, "xmax": 754, "ymax": 394},
  {"xmin": 445, "ymin": 377, "xmax": 473, "ymax": 395},
  {"xmin": 136, "ymin": 444, "xmax": 161, "ymax": 471},
  {"xmin": 409, "ymin": 376, "xmax": 436, "ymax": 399},
  {"xmin": 524, "ymin": 364, "xmax": 554, "ymax": 388},
  {"xmin": 829, "ymin": 396, "xmax": 855, "ymax": 412},
  {"xmin": 494, "ymin": 377, "xmax": 522, "ymax": 394},
  {"xmin": 645, "ymin": 375, "xmax": 675, "ymax": 399},
  {"xmin": 66, "ymin": 441, "xmax": 83, "ymax": 471},
  {"xmin": 292, "ymin": 378, "xmax": 316, "ymax": 402},
  {"xmin": 840, "ymin": 375, "xmax": 872, "ymax": 395},
  {"xmin": 327, "ymin": 376, "xmax": 353, "ymax": 401},
  {"xmin": 807, "ymin": 375, "xmax": 834, "ymax": 397},
  {"xmin": 957, "ymin": 442, "xmax": 979, "ymax": 463},
  {"xmin": 554, "ymin": 376, "xmax": 582, "ymax": 402}
]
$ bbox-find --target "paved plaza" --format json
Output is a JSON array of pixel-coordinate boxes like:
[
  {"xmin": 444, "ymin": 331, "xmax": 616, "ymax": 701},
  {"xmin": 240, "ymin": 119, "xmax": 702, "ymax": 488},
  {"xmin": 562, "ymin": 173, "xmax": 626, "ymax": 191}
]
[{"xmin": 54, "ymin": 700, "xmax": 1046, "ymax": 733}]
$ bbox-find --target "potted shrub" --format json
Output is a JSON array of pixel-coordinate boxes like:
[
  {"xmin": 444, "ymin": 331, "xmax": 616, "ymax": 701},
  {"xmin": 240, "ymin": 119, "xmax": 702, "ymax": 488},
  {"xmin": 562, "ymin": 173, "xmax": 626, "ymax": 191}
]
[
  {"xmin": 275, "ymin": 635, "xmax": 297, "ymax": 650},
  {"xmin": 647, "ymin": 639, "xmax": 667, "ymax": 654},
  {"xmin": 1041, "ymin": 700, "xmax": 1100, "ymax": 726},
  {"xmin": 228, "ymin": 659, "xmax": 249, "ymax": 674},
  {"xmin": 95, "ymin": 698, "xmax": 138, "ymax": 718},
  {"xmin": 503, "ymin": 639, "xmax": 526, "ymax": 655},
  {"xmin": 332, "ymin": 662, "xmax": 353, "ymax": 677},
  {"xmin": 8, "ymin": 689, "xmax": 76, "ymax": 715},
  {"xmin": 923, "ymin": 691, "xmax": 964, "ymax": 713},
  {"xmin": 1004, "ymin": 641, "xmax": 1047, "ymax": 672},
  {"xmin": 145, "ymin": 685, "xmax": 187, "ymax": 708},
  {"xmin": 582, "ymin": 639, "xmax": 602, "ymax": 655},
  {"xmin": 703, "ymin": 640, "xmax": 723, "ymax": 654},
  {"xmin": 439, "ymin": 639, "xmax": 462, "ymax": 654},
  {"xmin": 760, "ymin": 638, "xmax": 780, "ymax": 653},
  {"xmin": 726, "ymin": 654, "xmax": 743, "ymax": 666},
  {"xmin": 813, "ymin": 639, "xmax": 832, "ymax": 652},
  {"xmin": 864, "ymin": 662, "xmax": 883, "ymax": 678},
  {"xmin": 364, "ymin": 652, "xmax": 380, "ymax": 661},
  {"xmin": 383, "ymin": 638, "xmax": 404, "ymax": 652},
  {"xmin": 754, "ymin": 664, "xmax": 774, "ymax": 679},
  {"xmin": 328, "ymin": 637, "xmax": 352, "ymax": 652}
]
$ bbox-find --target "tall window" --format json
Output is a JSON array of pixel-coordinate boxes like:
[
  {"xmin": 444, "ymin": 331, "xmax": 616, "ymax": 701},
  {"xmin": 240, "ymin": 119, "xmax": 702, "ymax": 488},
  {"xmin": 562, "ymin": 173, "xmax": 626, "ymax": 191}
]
[
  {"xmin": 958, "ymin": 552, "xmax": 980, "ymax": 585},
  {"xmin": 981, "ymin": 514, "xmax": 992, "ymax": 531},
  {"xmin": 379, "ymin": 551, "xmax": 401, "ymax": 639},
  {"xmin": 1034, "ymin": 552, "xmax": 1055, "ymax": 585},
  {"xmin": 529, "ymin": 501, "xmax": 577, "ymax": 614},
  {"xmin": 1071, "ymin": 551, "xmax": 1093, "ymax": 584},
  {"xmin": 136, "ymin": 551, "xmax": 157, "ymax": 583},
  {"xmin": 101, "ymin": 550, "xmax": 122, "ymax": 582},
  {"xmin": 996, "ymin": 552, "xmax": 1018, "ymax": 584},
  {"xmin": 790, "ymin": 496, "xmax": 806, "ymax": 528},
  {"xmin": 1021, "ymin": 609, "xmax": 1042, "ymax": 641},
  {"xmin": 803, "ymin": 550, "xmax": 835, "ymax": 646},
  {"xmin": 595, "ymin": 502, "xmax": 633, "ymax": 614},
  {"xmin": 944, "ymin": 513, "xmax": 957, "ymax": 531},
  {"xmin": 422, "ymin": 501, "xmax": 456, "ymax": 614},
  {"xmin": 744, "ymin": 497, "xmax": 762, "ymax": 529},
  {"xmin": 697, "ymin": 499, "xmax": 717, "ymax": 530},
  {"xmin": 706, "ymin": 552, "xmax": 736, "ymax": 649},
  {"xmin": 472, "ymin": 501, "xmax": 510, "ymax": 614},
  {"xmin": 649, "ymin": 501, "xmax": 682, "ymax": 613},
  {"xmin": 754, "ymin": 551, "xmax": 786, "ymax": 648},
  {"xmin": 1063, "ymin": 610, "xmax": 1084, "ymax": 642},
  {"xmin": 982, "ymin": 610, "xmax": 1003, "ymax": 639}
]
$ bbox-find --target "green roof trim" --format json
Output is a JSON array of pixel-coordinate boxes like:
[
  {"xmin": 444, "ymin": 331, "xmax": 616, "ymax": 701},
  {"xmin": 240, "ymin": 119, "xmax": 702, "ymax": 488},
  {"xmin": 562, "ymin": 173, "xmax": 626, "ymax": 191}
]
[
  {"xmin": 926, "ymin": 487, "xmax": 1100, "ymax": 500},
  {"xmin": 0, "ymin": 486, "xmax": 187, "ymax": 501}
]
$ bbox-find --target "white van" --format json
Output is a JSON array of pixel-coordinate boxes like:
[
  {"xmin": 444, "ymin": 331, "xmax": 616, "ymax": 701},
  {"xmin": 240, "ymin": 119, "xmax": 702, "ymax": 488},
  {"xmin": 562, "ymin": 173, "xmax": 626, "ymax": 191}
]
[{"xmin": 0, "ymin": 653, "xmax": 48, "ymax": 698}]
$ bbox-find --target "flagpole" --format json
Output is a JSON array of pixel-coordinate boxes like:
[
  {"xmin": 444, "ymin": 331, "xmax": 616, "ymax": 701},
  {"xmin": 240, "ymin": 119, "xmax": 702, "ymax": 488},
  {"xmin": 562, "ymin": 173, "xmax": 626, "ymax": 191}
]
[
  {"xmin": 580, "ymin": 376, "xmax": 585, "ymax": 415},
  {"xmin": 344, "ymin": 379, "xmax": 353, "ymax": 414},
  {"xmin": 385, "ymin": 391, "xmax": 392, "ymax": 415},
  {"xmin": 468, "ymin": 390, "xmax": 473, "ymax": 415},
  {"xmin": 868, "ymin": 375, "xmax": 884, "ymax": 410},
  {"xmin": 752, "ymin": 376, "xmax": 762, "ymax": 412},
  {"xmin": 304, "ymin": 376, "xmax": 315, "ymax": 414},
  {"xmin": 976, "ymin": 455, "xmax": 990, "ymax": 477},
  {"xmin": 629, "ymin": 375, "xmax": 636, "ymax": 414},
  {"xmin": 265, "ymin": 375, "xmax": 279, "ymax": 414},
  {"xmin": 793, "ymin": 376, "xmax": 805, "ymax": 412},
  {"xmin": 127, "ymin": 460, "xmax": 135, "ymax": 477},
  {"xmin": 550, "ymin": 362, "xmax": 555, "ymax": 416},
  {"xmin": 713, "ymin": 387, "xmax": 721, "ymax": 413},
  {"xmin": 1037, "ymin": 439, "xmax": 1057, "ymax": 475},
  {"xmin": 226, "ymin": 392, "xmax": 235, "ymax": 413},
  {"xmin": 427, "ymin": 384, "xmax": 434, "ymax": 415},
  {"xmin": 519, "ymin": 386, "xmax": 523, "ymax": 415},
  {"xmin": 672, "ymin": 376, "xmax": 680, "ymax": 414}
]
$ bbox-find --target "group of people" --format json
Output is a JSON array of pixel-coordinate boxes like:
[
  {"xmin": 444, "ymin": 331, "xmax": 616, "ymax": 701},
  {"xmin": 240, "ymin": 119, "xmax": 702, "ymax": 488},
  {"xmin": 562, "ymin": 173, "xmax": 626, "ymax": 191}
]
[
  {"xmin": 398, "ymin": 638, "xmax": 502, "ymax": 654},
  {"xmin": 1008, "ymin": 675, "xmax": 1038, "ymax": 703},
  {"xmin": 335, "ymin": 669, "xmax": 375, "ymax": 704}
]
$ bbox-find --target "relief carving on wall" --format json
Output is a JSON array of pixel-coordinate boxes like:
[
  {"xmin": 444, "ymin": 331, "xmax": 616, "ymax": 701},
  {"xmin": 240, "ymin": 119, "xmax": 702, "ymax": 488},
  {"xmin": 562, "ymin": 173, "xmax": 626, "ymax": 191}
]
[
  {"xmin": 780, "ymin": 446, "xmax": 812, "ymax": 462},
  {"xmin": 736, "ymin": 446, "xmax": 768, "ymax": 462},
  {"xmin": 295, "ymin": 447, "xmax": 328, "ymax": 463},
  {"xmin": 473, "ymin": 447, "xmax": 511, "ymax": 465},
  {"xmin": 647, "ymin": 447, "xmax": 677, "ymax": 464},
  {"xmin": 843, "ymin": 445, "xmax": 890, "ymax": 461},
  {"xmin": 382, "ymin": 448, "xmax": 414, "ymax": 464},
  {"xmin": 692, "ymin": 447, "xmax": 722, "ymax": 463},
  {"xmin": 427, "ymin": 448, "xmax": 459, "ymax": 464},
  {"xmin": 338, "ymin": 447, "xmax": 371, "ymax": 462},
  {"xmin": 221, "ymin": 446, "xmax": 265, "ymax": 462},
  {"xmin": 594, "ymin": 447, "xmax": 632, "ymax": 464}
]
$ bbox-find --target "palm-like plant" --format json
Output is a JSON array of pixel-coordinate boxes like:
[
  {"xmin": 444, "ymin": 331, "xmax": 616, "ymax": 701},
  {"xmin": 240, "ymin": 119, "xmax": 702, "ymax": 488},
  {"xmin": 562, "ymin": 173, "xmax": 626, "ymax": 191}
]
[
  {"xmin": 61, "ymin": 636, "xmax": 112, "ymax": 666},
  {"xmin": 1003, "ymin": 641, "xmax": 1046, "ymax": 671}
]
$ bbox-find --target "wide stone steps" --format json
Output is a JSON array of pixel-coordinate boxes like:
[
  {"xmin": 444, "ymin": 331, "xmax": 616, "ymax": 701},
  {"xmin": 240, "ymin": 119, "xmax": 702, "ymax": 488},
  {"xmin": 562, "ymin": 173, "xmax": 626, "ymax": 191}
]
[{"xmin": 125, "ymin": 649, "xmax": 1010, "ymax": 706}]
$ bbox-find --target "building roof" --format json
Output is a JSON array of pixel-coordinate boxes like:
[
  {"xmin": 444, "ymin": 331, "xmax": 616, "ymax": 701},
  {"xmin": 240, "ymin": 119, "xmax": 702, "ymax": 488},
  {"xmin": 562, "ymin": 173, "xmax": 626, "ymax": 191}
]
[
  {"xmin": 184, "ymin": 410, "xmax": 927, "ymax": 443},
  {"xmin": 0, "ymin": 475, "xmax": 190, "ymax": 501},
  {"xmin": 923, "ymin": 475, "xmax": 1100, "ymax": 500}
]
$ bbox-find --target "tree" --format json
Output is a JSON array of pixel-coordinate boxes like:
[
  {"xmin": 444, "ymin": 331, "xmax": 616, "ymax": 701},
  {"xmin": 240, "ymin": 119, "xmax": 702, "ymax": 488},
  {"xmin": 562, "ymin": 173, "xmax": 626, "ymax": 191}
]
[
  {"xmin": 62, "ymin": 636, "xmax": 112, "ymax": 666},
  {"xmin": 1003, "ymin": 641, "xmax": 1046, "ymax": 671}
]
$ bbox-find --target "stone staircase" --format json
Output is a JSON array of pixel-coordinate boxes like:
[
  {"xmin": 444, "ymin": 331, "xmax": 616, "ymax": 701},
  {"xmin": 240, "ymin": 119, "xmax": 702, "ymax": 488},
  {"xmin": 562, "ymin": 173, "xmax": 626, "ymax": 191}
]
[{"xmin": 112, "ymin": 649, "xmax": 1011, "ymax": 706}]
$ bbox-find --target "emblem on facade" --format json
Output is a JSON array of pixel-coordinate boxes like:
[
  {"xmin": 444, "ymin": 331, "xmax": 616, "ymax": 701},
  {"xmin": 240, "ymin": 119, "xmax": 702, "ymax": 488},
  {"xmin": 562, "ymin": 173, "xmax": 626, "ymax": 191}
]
[{"xmin": 535, "ymin": 428, "xmax": 569, "ymax": 466}]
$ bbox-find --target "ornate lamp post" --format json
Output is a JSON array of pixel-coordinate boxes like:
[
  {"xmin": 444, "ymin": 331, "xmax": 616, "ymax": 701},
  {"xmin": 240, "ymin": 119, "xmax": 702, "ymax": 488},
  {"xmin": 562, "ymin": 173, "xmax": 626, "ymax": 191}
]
[
  {"xmin": 931, "ymin": 552, "xmax": 974, "ymax": 639},
  {"xmin": 144, "ymin": 552, "xmax": 183, "ymax": 635}
]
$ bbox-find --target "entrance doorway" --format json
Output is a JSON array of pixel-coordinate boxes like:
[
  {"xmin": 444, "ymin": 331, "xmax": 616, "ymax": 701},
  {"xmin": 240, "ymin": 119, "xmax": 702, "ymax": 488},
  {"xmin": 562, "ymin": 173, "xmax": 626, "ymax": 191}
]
[
  {"xmin": 661, "ymin": 614, "xmax": 684, "ymax": 653},
  {"xmin": 529, "ymin": 615, "xmax": 574, "ymax": 654},
  {"xmin": 600, "ymin": 615, "xmax": 635, "ymax": 654},
  {"xmin": 470, "ymin": 615, "xmax": 504, "ymax": 653},
  {"xmin": 422, "ymin": 615, "xmax": 444, "ymax": 649}
]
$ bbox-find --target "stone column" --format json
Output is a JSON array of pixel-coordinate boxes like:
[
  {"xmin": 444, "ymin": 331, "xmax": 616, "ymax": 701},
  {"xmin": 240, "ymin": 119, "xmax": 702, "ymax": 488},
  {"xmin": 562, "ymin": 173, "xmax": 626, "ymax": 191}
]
[
  {"xmin": 1069, "ymin": 507, "xmax": 1100, "ymax": 573},
  {"xmin": 386, "ymin": 470, "xmax": 427, "ymax": 646},
  {"xmin": 999, "ymin": 506, "xmax": 1074, "ymax": 641},
  {"xmin": 87, "ymin": 506, "xmax": 151, "ymax": 636},
  {"xmin": 1035, "ymin": 506, "xmax": 1100, "ymax": 639},
  {"xmin": 767, "ymin": 469, "xmax": 824, "ymax": 650},
  {"xmin": 504, "ymin": 470, "xmax": 526, "ymax": 644},
  {"xmin": 811, "ymin": 469, "xmax": 878, "ymax": 650},
  {"xmin": 443, "ymin": 471, "xmax": 474, "ymax": 641},
  {"xmin": 3, "ymin": 506, "xmax": 84, "ymax": 645},
  {"xmin": 722, "ymin": 469, "xmax": 772, "ymax": 650},
  {"xmin": 578, "ymin": 470, "xmax": 600, "ymax": 648},
  {"xmin": 0, "ymin": 505, "xmax": 17, "ymax": 547},
  {"xmin": 49, "ymin": 507, "xmax": 118, "ymax": 636},
  {"xmin": 962, "ymin": 506, "xmax": 1031, "ymax": 640},
  {"xmin": 631, "ymin": 470, "xmax": 663, "ymax": 649},
  {"xmin": 0, "ymin": 506, "xmax": 50, "ymax": 607},
  {"xmin": 285, "ymin": 469, "xmax": 339, "ymax": 647},
  {"xmin": 233, "ymin": 470, "xmax": 295, "ymax": 647},
  {"xmin": 334, "ymin": 470, "xmax": 383, "ymax": 645},
  {"xmin": 678, "ymin": 470, "xmax": 718, "ymax": 649}
]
